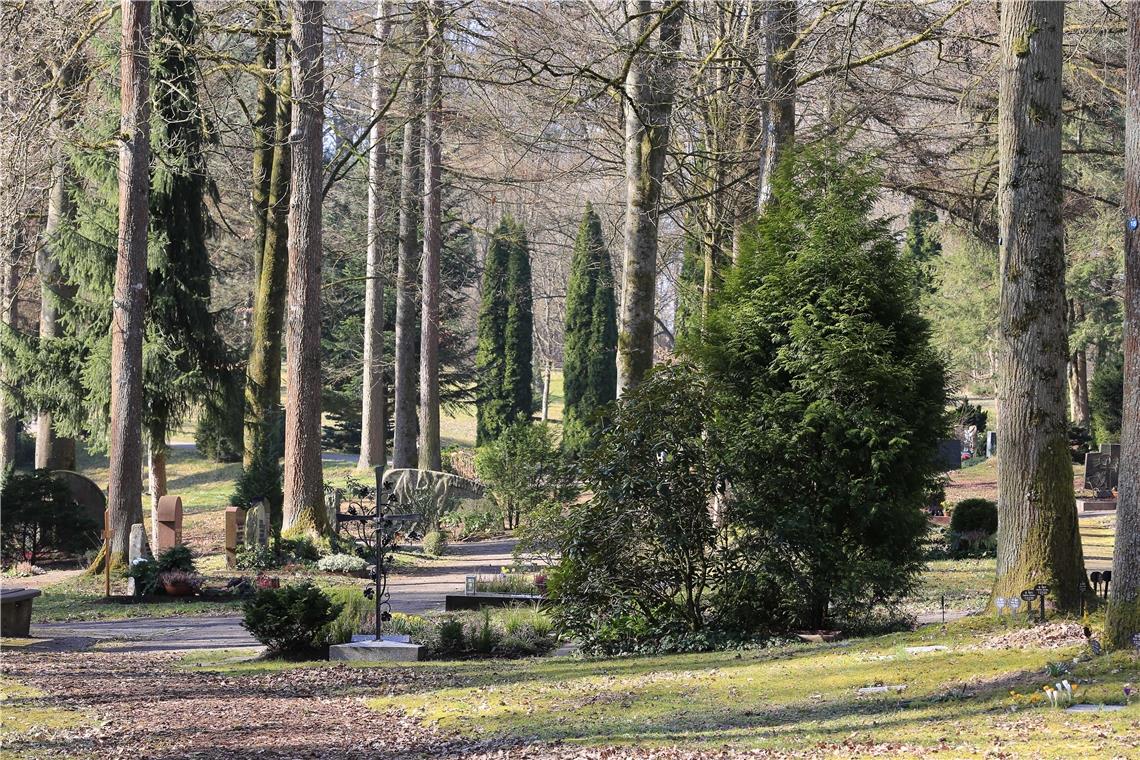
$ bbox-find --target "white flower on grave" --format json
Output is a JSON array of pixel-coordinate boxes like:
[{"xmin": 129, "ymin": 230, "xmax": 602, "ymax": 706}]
[{"xmin": 132, "ymin": 557, "xmax": 149, "ymax": 565}]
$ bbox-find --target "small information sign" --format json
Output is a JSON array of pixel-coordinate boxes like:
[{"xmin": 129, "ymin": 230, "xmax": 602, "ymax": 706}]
[{"xmin": 1020, "ymin": 589, "xmax": 1038, "ymax": 602}]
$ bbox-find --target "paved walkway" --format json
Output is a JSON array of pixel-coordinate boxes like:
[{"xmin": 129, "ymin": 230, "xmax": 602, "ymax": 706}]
[{"xmin": 26, "ymin": 538, "xmax": 519, "ymax": 652}]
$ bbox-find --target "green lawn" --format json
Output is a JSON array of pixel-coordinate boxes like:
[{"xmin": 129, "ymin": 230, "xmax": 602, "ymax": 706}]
[{"xmin": 175, "ymin": 616, "xmax": 1139, "ymax": 758}]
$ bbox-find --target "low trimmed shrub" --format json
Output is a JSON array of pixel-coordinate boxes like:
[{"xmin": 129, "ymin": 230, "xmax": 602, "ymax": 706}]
[
  {"xmin": 949, "ymin": 498, "xmax": 997, "ymax": 535},
  {"xmin": 317, "ymin": 553, "xmax": 368, "ymax": 574},
  {"xmin": 280, "ymin": 536, "xmax": 322, "ymax": 564},
  {"xmin": 241, "ymin": 582, "xmax": 343, "ymax": 658},
  {"xmin": 236, "ymin": 544, "xmax": 276, "ymax": 570},
  {"xmin": 422, "ymin": 530, "xmax": 448, "ymax": 557}
]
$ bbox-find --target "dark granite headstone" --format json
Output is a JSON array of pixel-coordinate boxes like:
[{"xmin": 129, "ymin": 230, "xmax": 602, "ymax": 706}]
[
  {"xmin": 1083, "ymin": 452, "xmax": 1113, "ymax": 497},
  {"xmin": 986, "ymin": 431, "xmax": 997, "ymax": 459},
  {"xmin": 1099, "ymin": 443, "xmax": 1121, "ymax": 489},
  {"xmin": 50, "ymin": 470, "xmax": 105, "ymax": 547},
  {"xmin": 934, "ymin": 439, "xmax": 962, "ymax": 471}
]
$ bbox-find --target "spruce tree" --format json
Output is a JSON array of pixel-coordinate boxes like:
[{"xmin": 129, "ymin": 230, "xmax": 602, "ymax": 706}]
[
  {"xmin": 563, "ymin": 204, "xmax": 616, "ymax": 456},
  {"xmin": 475, "ymin": 217, "xmax": 513, "ymax": 445},
  {"xmin": 504, "ymin": 220, "xmax": 534, "ymax": 425},
  {"xmin": 146, "ymin": 0, "xmax": 229, "ymax": 485}
]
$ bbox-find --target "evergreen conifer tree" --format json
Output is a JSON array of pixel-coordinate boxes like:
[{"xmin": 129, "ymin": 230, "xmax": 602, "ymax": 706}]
[
  {"xmin": 901, "ymin": 202, "xmax": 942, "ymax": 299},
  {"xmin": 475, "ymin": 217, "xmax": 513, "ymax": 445},
  {"xmin": 504, "ymin": 221, "xmax": 534, "ymax": 424},
  {"xmin": 562, "ymin": 204, "xmax": 617, "ymax": 455},
  {"xmin": 476, "ymin": 216, "xmax": 534, "ymax": 445}
]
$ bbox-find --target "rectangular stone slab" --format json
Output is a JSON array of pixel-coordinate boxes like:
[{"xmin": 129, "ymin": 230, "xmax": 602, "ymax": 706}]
[{"xmin": 328, "ymin": 639, "xmax": 424, "ymax": 662}]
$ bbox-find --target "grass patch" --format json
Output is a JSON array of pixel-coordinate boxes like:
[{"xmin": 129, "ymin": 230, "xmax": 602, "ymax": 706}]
[
  {"xmin": 363, "ymin": 617, "xmax": 1139, "ymax": 755},
  {"xmin": 0, "ymin": 677, "xmax": 91, "ymax": 747}
]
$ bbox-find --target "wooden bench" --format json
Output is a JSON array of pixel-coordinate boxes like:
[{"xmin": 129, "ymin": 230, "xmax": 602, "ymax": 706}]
[{"xmin": 0, "ymin": 587, "xmax": 42, "ymax": 637}]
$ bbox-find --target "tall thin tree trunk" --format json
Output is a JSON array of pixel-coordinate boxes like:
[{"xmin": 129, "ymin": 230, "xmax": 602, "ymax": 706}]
[
  {"xmin": 1105, "ymin": 0, "xmax": 1140, "ymax": 650},
  {"xmin": 0, "ymin": 242, "xmax": 20, "ymax": 472},
  {"xmin": 359, "ymin": 0, "xmax": 392, "ymax": 471},
  {"xmin": 106, "ymin": 0, "xmax": 152, "ymax": 568},
  {"xmin": 992, "ymin": 0, "xmax": 1086, "ymax": 613},
  {"xmin": 392, "ymin": 20, "xmax": 424, "ymax": 470},
  {"xmin": 418, "ymin": 0, "xmax": 443, "ymax": 472},
  {"xmin": 244, "ymin": 47, "xmax": 291, "ymax": 469},
  {"xmin": 35, "ymin": 60, "xmax": 78, "ymax": 471},
  {"xmin": 541, "ymin": 358, "xmax": 551, "ymax": 422},
  {"xmin": 282, "ymin": 0, "xmax": 325, "ymax": 534},
  {"xmin": 250, "ymin": 0, "xmax": 277, "ymax": 288},
  {"xmin": 616, "ymin": 0, "xmax": 686, "ymax": 396},
  {"xmin": 756, "ymin": 0, "xmax": 796, "ymax": 212}
]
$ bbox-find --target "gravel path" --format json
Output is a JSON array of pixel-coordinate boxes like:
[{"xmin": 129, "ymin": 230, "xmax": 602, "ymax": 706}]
[{"xmin": 24, "ymin": 539, "xmax": 519, "ymax": 652}]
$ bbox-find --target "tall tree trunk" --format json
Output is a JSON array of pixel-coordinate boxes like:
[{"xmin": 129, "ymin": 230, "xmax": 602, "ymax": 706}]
[
  {"xmin": 392, "ymin": 20, "xmax": 424, "ymax": 470},
  {"xmin": 250, "ymin": 0, "xmax": 277, "ymax": 287},
  {"xmin": 0, "ymin": 240, "xmax": 20, "ymax": 472},
  {"xmin": 244, "ymin": 47, "xmax": 291, "ymax": 468},
  {"xmin": 35, "ymin": 60, "xmax": 78, "ymax": 471},
  {"xmin": 756, "ymin": 0, "xmax": 796, "ymax": 212},
  {"xmin": 992, "ymin": 0, "xmax": 1086, "ymax": 613},
  {"xmin": 1105, "ymin": 0, "xmax": 1140, "ymax": 650},
  {"xmin": 541, "ymin": 358, "xmax": 551, "ymax": 422},
  {"xmin": 282, "ymin": 0, "xmax": 325, "ymax": 534},
  {"xmin": 418, "ymin": 0, "xmax": 443, "ymax": 471},
  {"xmin": 359, "ymin": 0, "xmax": 392, "ymax": 471},
  {"xmin": 106, "ymin": 0, "xmax": 152, "ymax": 568},
  {"xmin": 616, "ymin": 0, "xmax": 685, "ymax": 396}
]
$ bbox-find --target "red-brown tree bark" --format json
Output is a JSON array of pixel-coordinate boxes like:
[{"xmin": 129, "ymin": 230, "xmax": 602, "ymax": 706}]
[
  {"xmin": 282, "ymin": 0, "xmax": 325, "ymax": 534},
  {"xmin": 107, "ymin": 0, "xmax": 152, "ymax": 567}
]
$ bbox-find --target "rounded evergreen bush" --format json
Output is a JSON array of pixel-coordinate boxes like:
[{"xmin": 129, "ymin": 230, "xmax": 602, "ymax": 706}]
[
  {"xmin": 949, "ymin": 498, "xmax": 997, "ymax": 535},
  {"xmin": 241, "ymin": 582, "xmax": 342, "ymax": 658}
]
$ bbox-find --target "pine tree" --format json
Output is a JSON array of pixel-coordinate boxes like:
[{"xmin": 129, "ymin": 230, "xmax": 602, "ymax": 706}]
[
  {"xmin": 475, "ymin": 217, "xmax": 512, "ymax": 445},
  {"xmin": 563, "ymin": 204, "xmax": 616, "ymax": 456},
  {"xmin": 504, "ymin": 220, "xmax": 534, "ymax": 426}
]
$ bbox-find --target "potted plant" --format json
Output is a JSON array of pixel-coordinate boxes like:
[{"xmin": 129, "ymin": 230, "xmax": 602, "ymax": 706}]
[{"xmin": 160, "ymin": 570, "xmax": 202, "ymax": 597}]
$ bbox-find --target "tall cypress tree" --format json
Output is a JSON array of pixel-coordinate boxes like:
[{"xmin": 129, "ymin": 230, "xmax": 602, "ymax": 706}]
[
  {"xmin": 562, "ymin": 204, "xmax": 617, "ymax": 456},
  {"xmin": 504, "ymin": 220, "xmax": 534, "ymax": 424},
  {"xmin": 476, "ymin": 217, "xmax": 513, "ymax": 445},
  {"xmin": 476, "ymin": 216, "xmax": 533, "ymax": 445}
]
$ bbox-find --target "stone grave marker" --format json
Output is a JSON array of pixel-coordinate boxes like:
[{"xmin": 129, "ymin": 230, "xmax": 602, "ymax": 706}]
[
  {"xmin": 49, "ymin": 470, "xmax": 105, "ymax": 549},
  {"xmin": 1083, "ymin": 452, "xmax": 1114, "ymax": 497},
  {"xmin": 244, "ymin": 500, "xmax": 270, "ymax": 547},
  {"xmin": 155, "ymin": 495, "xmax": 183, "ymax": 552},
  {"xmin": 934, "ymin": 439, "xmax": 962, "ymax": 471},
  {"xmin": 986, "ymin": 431, "xmax": 997, "ymax": 459},
  {"xmin": 224, "ymin": 507, "xmax": 246, "ymax": 569},
  {"xmin": 1100, "ymin": 443, "xmax": 1121, "ymax": 489},
  {"xmin": 126, "ymin": 523, "xmax": 149, "ymax": 595}
]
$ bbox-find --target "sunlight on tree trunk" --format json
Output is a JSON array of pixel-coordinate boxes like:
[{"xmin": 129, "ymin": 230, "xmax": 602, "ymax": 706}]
[
  {"xmin": 359, "ymin": 0, "xmax": 392, "ymax": 471},
  {"xmin": 106, "ymin": 0, "xmax": 152, "ymax": 569},
  {"xmin": 992, "ymin": 0, "xmax": 1087, "ymax": 613},
  {"xmin": 418, "ymin": 0, "xmax": 443, "ymax": 471},
  {"xmin": 1105, "ymin": 1, "xmax": 1140, "ymax": 650},
  {"xmin": 282, "ymin": 0, "xmax": 325, "ymax": 535}
]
